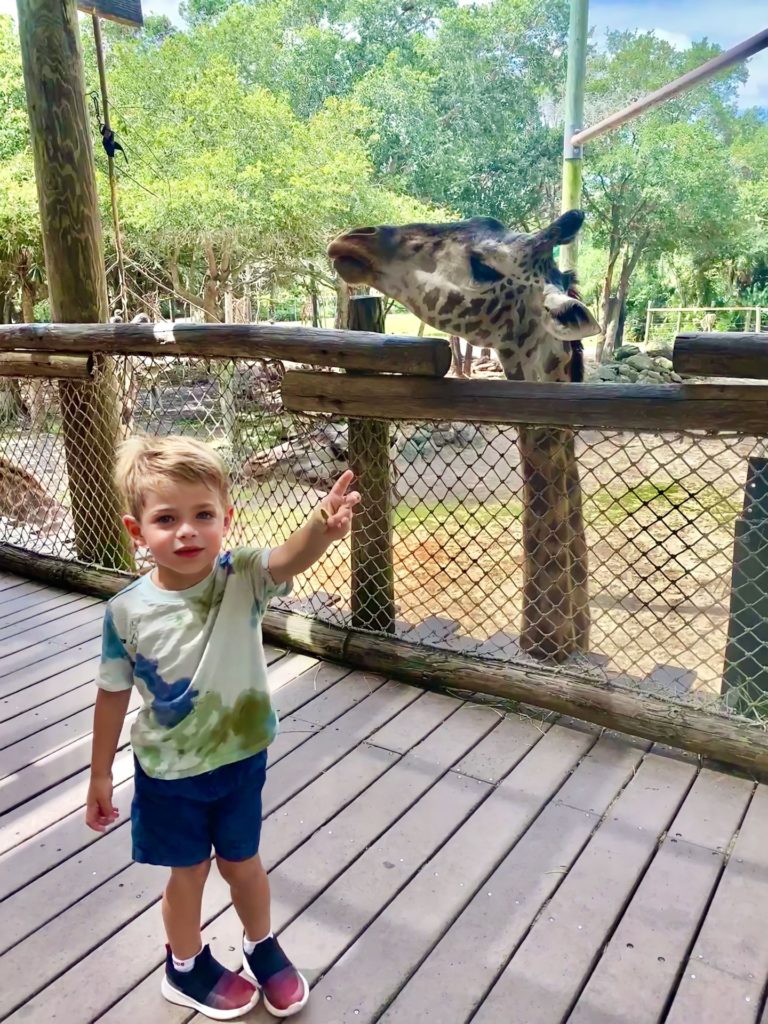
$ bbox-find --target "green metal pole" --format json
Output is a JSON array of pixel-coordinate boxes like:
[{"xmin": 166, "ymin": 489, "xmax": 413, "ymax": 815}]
[{"xmin": 561, "ymin": 0, "xmax": 589, "ymax": 272}]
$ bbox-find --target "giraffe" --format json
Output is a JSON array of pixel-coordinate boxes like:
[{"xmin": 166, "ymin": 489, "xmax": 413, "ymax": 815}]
[{"xmin": 327, "ymin": 209, "xmax": 601, "ymax": 662}]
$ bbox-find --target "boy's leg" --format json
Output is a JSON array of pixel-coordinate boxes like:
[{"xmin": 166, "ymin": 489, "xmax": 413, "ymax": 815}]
[
  {"xmin": 215, "ymin": 853, "xmax": 270, "ymax": 942},
  {"xmin": 163, "ymin": 860, "xmax": 210, "ymax": 960}
]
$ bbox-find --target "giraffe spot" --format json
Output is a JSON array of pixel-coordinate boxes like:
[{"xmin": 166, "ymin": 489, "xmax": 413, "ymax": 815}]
[
  {"xmin": 439, "ymin": 291, "xmax": 464, "ymax": 316},
  {"xmin": 424, "ymin": 288, "xmax": 440, "ymax": 312},
  {"xmin": 464, "ymin": 320, "xmax": 483, "ymax": 333},
  {"xmin": 486, "ymin": 295, "xmax": 500, "ymax": 316},
  {"xmin": 419, "ymin": 254, "xmax": 438, "ymax": 273},
  {"xmin": 490, "ymin": 308, "xmax": 505, "ymax": 325},
  {"xmin": 544, "ymin": 353, "xmax": 562, "ymax": 374},
  {"xmin": 525, "ymin": 347, "xmax": 536, "ymax": 359},
  {"xmin": 474, "ymin": 329, "xmax": 492, "ymax": 340},
  {"xmin": 499, "ymin": 347, "xmax": 514, "ymax": 359},
  {"xmin": 504, "ymin": 363, "xmax": 526, "ymax": 381}
]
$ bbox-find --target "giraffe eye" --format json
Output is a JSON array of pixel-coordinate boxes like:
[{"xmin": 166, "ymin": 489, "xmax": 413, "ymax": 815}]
[{"xmin": 470, "ymin": 253, "xmax": 504, "ymax": 284}]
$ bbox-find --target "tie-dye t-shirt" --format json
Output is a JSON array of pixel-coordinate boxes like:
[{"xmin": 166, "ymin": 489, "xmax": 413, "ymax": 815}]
[{"xmin": 96, "ymin": 548, "xmax": 290, "ymax": 780}]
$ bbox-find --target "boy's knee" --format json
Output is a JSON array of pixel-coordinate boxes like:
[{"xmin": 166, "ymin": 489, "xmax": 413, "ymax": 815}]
[
  {"xmin": 215, "ymin": 853, "xmax": 263, "ymax": 885},
  {"xmin": 169, "ymin": 859, "xmax": 211, "ymax": 886}
]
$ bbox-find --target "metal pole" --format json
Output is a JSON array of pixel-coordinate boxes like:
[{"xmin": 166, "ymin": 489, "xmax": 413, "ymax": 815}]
[
  {"xmin": 572, "ymin": 26, "xmax": 768, "ymax": 148},
  {"xmin": 560, "ymin": 0, "xmax": 589, "ymax": 272}
]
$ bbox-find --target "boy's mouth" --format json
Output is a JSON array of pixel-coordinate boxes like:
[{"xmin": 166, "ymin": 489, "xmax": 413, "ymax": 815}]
[{"xmin": 175, "ymin": 547, "xmax": 204, "ymax": 557}]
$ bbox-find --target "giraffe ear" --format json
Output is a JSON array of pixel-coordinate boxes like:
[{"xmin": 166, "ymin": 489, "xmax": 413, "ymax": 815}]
[
  {"xmin": 542, "ymin": 287, "xmax": 601, "ymax": 340},
  {"xmin": 531, "ymin": 210, "xmax": 585, "ymax": 253}
]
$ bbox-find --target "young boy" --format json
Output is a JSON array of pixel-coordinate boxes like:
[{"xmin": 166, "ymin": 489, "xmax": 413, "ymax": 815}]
[{"xmin": 85, "ymin": 435, "xmax": 360, "ymax": 1020}]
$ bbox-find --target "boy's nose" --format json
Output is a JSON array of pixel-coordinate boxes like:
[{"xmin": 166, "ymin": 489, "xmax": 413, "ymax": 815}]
[{"xmin": 177, "ymin": 522, "xmax": 196, "ymax": 538}]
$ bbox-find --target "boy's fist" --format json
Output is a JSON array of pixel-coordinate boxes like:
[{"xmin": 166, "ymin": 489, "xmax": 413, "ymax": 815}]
[{"xmin": 85, "ymin": 775, "xmax": 120, "ymax": 832}]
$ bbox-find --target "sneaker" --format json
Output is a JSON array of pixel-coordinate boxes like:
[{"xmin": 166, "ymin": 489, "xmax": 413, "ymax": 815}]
[
  {"xmin": 161, "ymin": 944, "xmax": 259, "ymax": 1020},
  {"xmin": 242, "ymin": 935, "xmax": 309, "ymax": 1018}
]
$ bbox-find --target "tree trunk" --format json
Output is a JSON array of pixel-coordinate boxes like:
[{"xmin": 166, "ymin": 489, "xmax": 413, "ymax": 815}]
[{"xmin": 16, "ymin": 0, "xmax": 133, "ymax": 569}]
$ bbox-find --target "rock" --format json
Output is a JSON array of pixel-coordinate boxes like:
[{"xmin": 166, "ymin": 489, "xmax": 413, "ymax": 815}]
[
  {"xmin": 597, "ymin": 366, "xmax": 619, "ymax": 381},
  {"xmin": 617, "ymin": 363, "xmax": 639, "ymax": 382},
  {"xmin": 647, "ymin": 346, "xmax": 673, "ymax": 359},
  {"xmin": 626, "ymin": 353, "xmax": 654, "ymax": 371},
  {"xmin": 655, "ymin": 357, "xmax": 674, "ymax": 371},
  {"xmin": 614, "ymin": 345, "xmax": 641, "ymax": 360},
  {"xmin": 639, "ymin": 370, "xmax": 663, "ymax": 383},
  {"xmin": 670, "ymin": 372, "xmax": 683, "ymax": 383}
]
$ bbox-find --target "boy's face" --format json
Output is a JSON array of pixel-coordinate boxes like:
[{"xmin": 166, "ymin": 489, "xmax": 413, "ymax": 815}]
[{"xmin": 124, "ymin": 480, "xmax": 233, "ymax": 589}]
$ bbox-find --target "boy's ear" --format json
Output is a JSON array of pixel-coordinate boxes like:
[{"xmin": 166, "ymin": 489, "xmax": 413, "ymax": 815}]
[
  {"xmin": 223, "ymin": 506, "xmax": 234, "ymax": 532},
  {"xmin": 123, "ymin": 515, "xmax": 144, "ymax": 545}
]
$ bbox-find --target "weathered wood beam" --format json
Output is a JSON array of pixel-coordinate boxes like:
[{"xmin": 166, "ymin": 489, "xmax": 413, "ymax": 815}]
[
  {"xmin": 0, "ymin": 353, "xmax": 92, "ymax": 378},
  {"xmin": 3, "ymin": 544, "xmax": 767, "ymax": 777},
  {"xmin": 674, "ymin": 333, "xmax": 768, "ymax": 380},
  {"xmin": 0, "ymin": 323, "xmax": 452, "ymax": 377},
  {"xmin": 282, "ymin": 371, "xmax": 768, "ymax": 432}
]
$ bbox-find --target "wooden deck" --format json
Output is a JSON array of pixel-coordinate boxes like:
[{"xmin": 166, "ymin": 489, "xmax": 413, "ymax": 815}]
[{"xmin": 1, "ymin": 573, "xmax": 768, "ymax": 1023}]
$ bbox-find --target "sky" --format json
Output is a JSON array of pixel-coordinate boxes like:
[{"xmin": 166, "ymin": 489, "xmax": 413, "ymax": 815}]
[{"xmin": 1, "ymin": 0, "xmax": 766, "ymax": 111}]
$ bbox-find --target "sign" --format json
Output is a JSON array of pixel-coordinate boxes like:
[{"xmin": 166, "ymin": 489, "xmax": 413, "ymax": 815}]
[{"xmin": 78, "ymin": 0, "xmax": 143, "ymax": 28}]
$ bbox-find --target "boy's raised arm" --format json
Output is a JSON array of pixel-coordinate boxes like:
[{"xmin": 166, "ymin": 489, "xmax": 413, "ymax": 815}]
[{"xmin": 268, "ymin": 470, "xmax": 361, "ymax": 585}]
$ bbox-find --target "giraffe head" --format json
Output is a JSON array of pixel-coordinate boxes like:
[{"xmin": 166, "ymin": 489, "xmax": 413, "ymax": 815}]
[{"xmin": 328, "ymin": 210, "xmax": 600, "ymax": 382}]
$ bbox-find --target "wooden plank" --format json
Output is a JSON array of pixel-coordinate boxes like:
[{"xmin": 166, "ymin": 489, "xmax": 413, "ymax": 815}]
[
  {"xmin": 674, "ymin": 333, "xmax": 768, "ymax": 379},
  {"xmin": 471, "ymin": 754, "xmax": 698, "ymax": 1024},
  {"xmin": 0, "ymin": 586, "xmax": 75, "ymax": 620},
  {"xmin": 0, "ymin": 352, "xmax": 92, "ymax": 378},
  {"xmin": 666, "ymin": 784, "xmax": 768, "ymax": 1023},
  {"xmin": 0, "ymin": 600, "xmax": 103, "ymax": 659},
  {"xmin": 0, "ymin": 775, "xmax": 134, "ymax": 899},
  {"xmin": 378, "ymin": 735, "xmax": 649, "ymax": 1024},
  {"xmin": 0, "ymin": 707, "xmax": 137, "ymax": 813},
  {"xmin": 1, "ymin": 684, "xmax": 457, "ymax": 1022},
  {"xmin": 569, "ymin": 769, "xmax": 754, "ymax": 1024},
  {"xmin": 0, "ymin": 619, "xmax": 103, "ymax": 681},
  {"xmin": 0, "ymin": 692, "xmax": 141, "ymax": 781},
  {"xmin": 0, "ymin": 637, "xmax": 101, "ymax": 697},
  {"xmin": 0, "ymin": 748, "xmax": 134, "ymax": 855},
  {"xmin": 101, "ymin": 703, "xmax": 520, "ymax": 1024},
  {"xmin": 0, "ymin": 322, "xmax": 453, "ymax": 377},
  {"xmin": 282, "ymin": 370, "xmax": 768, "ymax": 432},
  {"xmin": 0, "ymin": 578, "xmax": 41, "ymax": 597},
  {"xmin": 0, "ymin": 581, "xmax": 44, "ymax": 602},
  {"xmin": 250, "ymin": 723, "xmax": 596, "ymax": 1024},
  {"xmin": 0, "ymin": 682, "xmax": 94, "ymax": 747},
  {"xmin": 0, "ymin": 661, "xmax": 95, "ymax": 724},
  {"xmin": 0, "ymin": 594, "xmax": 98, "ymax": 644}
]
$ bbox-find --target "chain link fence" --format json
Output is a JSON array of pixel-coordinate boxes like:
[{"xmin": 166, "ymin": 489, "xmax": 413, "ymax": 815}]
[{"xmin": 1, "ymin": 356, "xmax": 767, "ymax": 726}]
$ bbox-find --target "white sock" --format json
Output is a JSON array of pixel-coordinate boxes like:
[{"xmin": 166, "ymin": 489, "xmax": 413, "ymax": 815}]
[
  {"xmin": 172, "ymin": 947, "xmax": 202, "ymax": 973},
  {"xmin": 243, "ymin": 931, "xmax": 273, "ymax": 955}
]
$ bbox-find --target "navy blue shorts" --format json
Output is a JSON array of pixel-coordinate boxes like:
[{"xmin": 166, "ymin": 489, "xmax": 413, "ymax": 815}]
[{"xmin": 131, "ymin": 750, "xmax": 268, "ymax": 867}]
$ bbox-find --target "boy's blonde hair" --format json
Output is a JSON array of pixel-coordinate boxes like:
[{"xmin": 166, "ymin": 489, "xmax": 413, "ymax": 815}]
[{"xmin": 115, "ymin": 435, "xmax": 230, "ymax": 519}]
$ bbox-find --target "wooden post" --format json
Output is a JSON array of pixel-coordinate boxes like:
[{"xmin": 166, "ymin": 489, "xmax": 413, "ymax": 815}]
[
  {"xmin": 16, "ymin": 0, "xmax": 133, "ymax": 569},
  {"xmin": 723, "ymin": 457, "xmax": 768, "ymax": 717},
  {"xmin": 560, "ymin": 0, "xmax": 589, "ymax": 272},
  {"xmin": 347, "ymin": 297, "xmax": 395, "ymax": 633}
]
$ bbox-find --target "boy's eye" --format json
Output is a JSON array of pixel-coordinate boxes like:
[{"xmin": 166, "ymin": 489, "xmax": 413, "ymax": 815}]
[
  {"xmin": 197, "ymin": 511, "xmax": 215, "ymax": 520},
  {"xmin": 155, "ymin": 515, "xmax": 174, "ymax": 524}
]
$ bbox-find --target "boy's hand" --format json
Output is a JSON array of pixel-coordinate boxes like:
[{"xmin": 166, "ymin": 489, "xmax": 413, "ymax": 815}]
[
  {"xmin": 317, "ymin": 470, "xmax": 361, "ymax": 541},
  {"xmin": 85, "ymin": 775, "xmax": 119, "ymax": 832}
]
